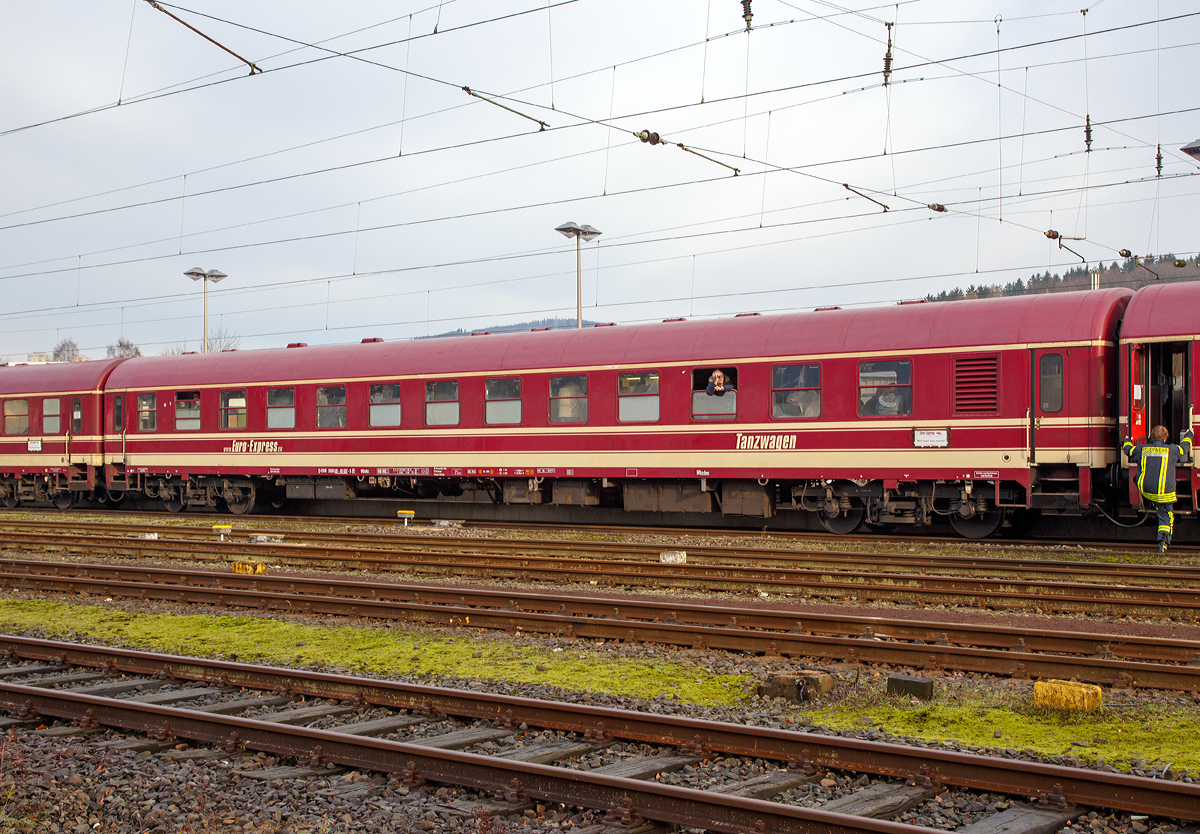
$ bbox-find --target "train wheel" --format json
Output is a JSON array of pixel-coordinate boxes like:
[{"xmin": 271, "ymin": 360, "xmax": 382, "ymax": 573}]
[
  {"xmin": 949, "ymin": 508, "xmax": 1005, "ymax": 539},
  {"xmin": 164, "ymin": 499, "xmax": 184, "ymax": 514},
  {"xmin": 225, "ymin": 490, "xmax": 256, "ymax": 516},
  {"xmin": 1004, "ymin": 508, "xmax": 1042, "ymax": 538},
  {"xmin": 819, "ymin": 508, "xmax": 864, "ymax": 534},
  {"xmin": 52, "ymin": 493, "xmax": 76, "ymax": 510},
  {"xmin": 1, "ymin": 495, "xmax": 18, "ymax": 509}
]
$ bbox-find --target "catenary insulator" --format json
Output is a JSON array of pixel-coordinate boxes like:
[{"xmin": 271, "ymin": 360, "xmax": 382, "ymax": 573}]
[
  {"xmin": 740, "ymin": 0, "xmax": 753, "ymax": 30},
  {"xmin": 883, "ymin": 23, "xmax": 894, "ymax": 86},
  {"xmin": 1156, "ymin": 144, "xmax": 1163, "ymax": 178},
  {"xmin": 1084, "ymin": 115, "xmax": 1092, "ymax": 152}
]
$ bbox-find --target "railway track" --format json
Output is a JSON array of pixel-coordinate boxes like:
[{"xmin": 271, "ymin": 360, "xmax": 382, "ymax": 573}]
[
  {"xmin": 3, "ymin": 519, "xmax": 1200, "ymax": 618},
  {"xmin": 4, "ymin": 507, "xmax": 1197, "ymax": 556},
  {"xmin": 4, "ymin": 557, "xmax": 1200, "ymax": 691},
  {"xmin": 0, "ymin": 635, "xmax": 1196, "ymax": 831}
]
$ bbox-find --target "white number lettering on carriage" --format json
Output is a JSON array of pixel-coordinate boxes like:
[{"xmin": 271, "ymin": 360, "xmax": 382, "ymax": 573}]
[{"xmin": 735, "ymin": 433, "xmax": 797, "ymax": 450}]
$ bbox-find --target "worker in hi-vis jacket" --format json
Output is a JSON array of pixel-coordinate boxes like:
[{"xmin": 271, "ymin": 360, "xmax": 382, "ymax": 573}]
[{"xmin": 1123, "ymin": 426, "xmax": 1194, "ymax": 553}]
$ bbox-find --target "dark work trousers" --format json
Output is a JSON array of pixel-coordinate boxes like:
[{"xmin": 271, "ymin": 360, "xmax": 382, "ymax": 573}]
[{"xmin": 1153, "ymin": 500, "xmax": 1175, "ymax": 545}]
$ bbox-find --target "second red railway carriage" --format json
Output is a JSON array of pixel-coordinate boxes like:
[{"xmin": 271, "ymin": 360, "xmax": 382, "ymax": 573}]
[{"xmin": 1, "ymin": 283, "xmax": 1194, "ymax": 537}]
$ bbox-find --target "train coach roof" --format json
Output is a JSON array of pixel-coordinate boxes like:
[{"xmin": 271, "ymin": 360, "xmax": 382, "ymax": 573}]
[
  {"xmin": 0, "ymin": 358, "xmax": 126, "ymax": 396},
  {"xmin": 1119, "ymin": 281, "xmax": 1200, "ymax": 340},
  {"xmin": 102, "ymin": 288, "xmax": 1133, "ymax": 387}
]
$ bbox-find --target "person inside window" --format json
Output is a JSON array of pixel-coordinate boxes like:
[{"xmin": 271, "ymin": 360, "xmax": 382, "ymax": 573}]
[
  {"xmin": 781, "ymin": 389, "xmax": 819, "ymax": 417},
  {"xmin": 705, "ymin": 370, "xmax": 734, "ymax": 396}
]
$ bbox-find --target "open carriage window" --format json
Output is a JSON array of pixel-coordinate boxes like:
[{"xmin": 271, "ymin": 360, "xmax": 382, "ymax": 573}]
[{"xmin": 175, "ymin": 391, "xmax": 201, "ymax": 431}]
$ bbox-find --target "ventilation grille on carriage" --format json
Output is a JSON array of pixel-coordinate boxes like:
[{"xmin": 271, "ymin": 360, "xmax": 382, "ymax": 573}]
[{"xmin": 952, "ymin": 355, "xmax": 999, "ymax": 415}]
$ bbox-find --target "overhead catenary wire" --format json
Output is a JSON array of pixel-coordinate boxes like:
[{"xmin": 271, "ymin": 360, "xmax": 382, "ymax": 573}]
[{"xmin": 3, "ymin": 4, "xmax": 1197, "ymax": 358}]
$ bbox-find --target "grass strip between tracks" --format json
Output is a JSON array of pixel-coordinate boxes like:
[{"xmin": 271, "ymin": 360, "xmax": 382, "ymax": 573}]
[
  {"xmin": 2, "ymin": 597, "xmax": 1200, "ymax": 773},
  {"xmin": 0, "ymin": 598, "xmax": 745, "ymax": 705}
]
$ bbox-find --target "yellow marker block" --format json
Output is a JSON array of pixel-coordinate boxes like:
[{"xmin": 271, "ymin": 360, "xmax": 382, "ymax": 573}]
[
  {"xmin": 231, "ymin": 561, "xmax": 267, "ymax": 575},
  {"xmin": 1034, "ymin": 679, "xmax": 1102, "ymax": 712}
]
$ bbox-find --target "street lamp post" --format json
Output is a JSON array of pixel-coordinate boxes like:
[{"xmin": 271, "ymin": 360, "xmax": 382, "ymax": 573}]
[
  {"xmin": 183, "ymin": 267, "xmax": 227, "ymax": 353},
  {"xmin": 554, "ymin": 221, "xmax": 602, "ymax": 328}
]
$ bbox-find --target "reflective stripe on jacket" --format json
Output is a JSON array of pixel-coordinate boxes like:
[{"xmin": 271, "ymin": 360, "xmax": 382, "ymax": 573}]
[{"xmin": 1123, "ymin": 436, "xmax": 1193, "ymax": 502}]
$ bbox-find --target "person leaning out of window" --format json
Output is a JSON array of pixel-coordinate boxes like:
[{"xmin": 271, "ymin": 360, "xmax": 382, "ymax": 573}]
[
  {"xmin": 705, "ymin": 370, "xmax": 734, "ymax": 396},
  {"xmin": 1123, "ymin": 425, "xmax": 1194, "ymax": 554}
]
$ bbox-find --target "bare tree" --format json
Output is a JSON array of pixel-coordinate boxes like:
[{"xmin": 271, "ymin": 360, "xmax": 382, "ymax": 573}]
[
  {"xmin": 158, "ymin": 327, "xmax": 240, "ymax": 356},
  {"xmin": 52, "ymin": 339, "xmax": 80, "ymax": 362},
  {"xmin": 105, "ymin": 338, "xmax": 142, "ymax": 358},
  {"xmin": 208, "ymin": 326, "xmax": 241, "ymax": 352}
]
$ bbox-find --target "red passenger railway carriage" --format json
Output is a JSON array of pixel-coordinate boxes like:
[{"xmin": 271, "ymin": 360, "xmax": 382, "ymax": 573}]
[
  {"xmin": 0, "ymin": 359, "xmax": 125, "ymax": 507},
  {"xmin": 0, "ymin": 284, "xmax": 1193, "ymax": 538}
]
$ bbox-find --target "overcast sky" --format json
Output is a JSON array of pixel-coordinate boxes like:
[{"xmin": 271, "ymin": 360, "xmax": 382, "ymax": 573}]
[{"xmin": 1, "ymin": 0, "xmax": 1196, "ymax": 361}]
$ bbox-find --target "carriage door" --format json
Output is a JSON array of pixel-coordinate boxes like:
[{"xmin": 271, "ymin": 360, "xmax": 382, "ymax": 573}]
[
  {"xmin": 1146, "ymin": 341, "xmax": 1190, "ymax": 444},
  {"xmin": 1030, "ymin": 349, "xmax": 1067, "ymax": 464}
]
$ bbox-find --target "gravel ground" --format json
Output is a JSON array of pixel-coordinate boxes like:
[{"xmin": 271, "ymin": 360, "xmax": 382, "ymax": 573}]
[{"xmin": 0, "ymin": 519, "xmax": 1198, "ymax": 832}]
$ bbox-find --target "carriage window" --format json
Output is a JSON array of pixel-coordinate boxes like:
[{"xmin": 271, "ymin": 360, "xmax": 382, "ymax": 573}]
[
  {"xmin": 549, "ymin": 375, "xmax": 588, "ymax": 424},
  {"xmin": 137, "ymin": 393, "xmax": 157, "ymax": 431},
  {"xmin": 370, "ymin": 384, "xmax": 402, "ymax": 428},
  {"xmin": 175, "ymin": 391, "xmax": 201, "ymax": 431},
  {"xmin": 71, "ymin": 398, "xmax": 82, "ymax": 434},
  {"xmin": 425, "ymin": 381, "xmax": 459, "ymax": 426},
  {"xmin": 42, "ymin": 398, "xmax": 61, "ymax": 434},
  {"xmin": 220, "ymin": 390, "xmax": 247, "ymax": 430},
  {"xmin": 316, "ymin": 386, "xmax": 347, "ymax": 428},
  {"xmin": 691, "ymin": 367, "xmax": 737, "ymax": 421},
  {"xmin": 3, "ymin": 400, "xmax": 28, "ymax": 435},
  {"xmin": 858, "ymin": 360, "xmax": 912, "ymax": 417},
  {"xmin": 267, "ymin": 388, "xmax": 295, "ymax": 429},
  {"xmin": 618, "ymin": 372, "xmax": 659, "ymax": 423},
  {"xmin": 113, "ymin": 397, "xmax": 122, "ymax": 432},
  {"xmin": 485, "ymin": 379, "xmax": 521, "ymax": 425},
  {"xmin": 772, "ymin": 364, "xmax": 821, "ymax": 419},
  {"xmin": 1039, "ymin": 353, "xmax": 1063, "ymax": 413}
]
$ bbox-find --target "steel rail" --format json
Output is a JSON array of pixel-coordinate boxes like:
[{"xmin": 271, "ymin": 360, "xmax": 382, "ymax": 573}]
[
  {"xmin": 3, "ymin": 517, "xmax": 1198, "ymax": 586},
  {"xmin": 7, "ymin": 555, "xmax": 1199, "ymax": 664},
  {"xmin": 0, "ymin": 635, "xmax": 1196, "ymax": 820},
  {"xmin": 7, "ymin": 509, "xmax": 1197, "ymax": 556},
  {"xmin": 0, "ymin": 682, "xmax": 914, "ymax": 834},
  {"xmin": 6, "ymin": 528, "xmax": 1200, "ymax": 617},
  {"xmin": 4, "ymin": 561, "xmax": 1199, "ymax": 690}
]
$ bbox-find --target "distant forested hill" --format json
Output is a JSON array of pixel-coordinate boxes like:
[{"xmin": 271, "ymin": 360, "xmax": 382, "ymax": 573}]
[
  {"xmin": 422, "ymin": 317, "xmax": 597, "ymax": 339},
  {"xmin": 926, "ymin": 253, "xmax": 1200, "ymax": 302}
]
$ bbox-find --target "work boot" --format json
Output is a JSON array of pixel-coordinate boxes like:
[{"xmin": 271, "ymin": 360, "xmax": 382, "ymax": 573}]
[{"xmin": 1159, "ymin": 541, "xmax": 1168, "ymax": 554}]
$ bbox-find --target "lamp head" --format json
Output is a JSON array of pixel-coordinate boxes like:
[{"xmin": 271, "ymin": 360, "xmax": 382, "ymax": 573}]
[
  {"xmin": 554, "ymin": 221, "xmax": 583, "ymax": 239},
  {"xmin": 184, "ymin": 267, "xmax": 207, "ymax": 281},
  {"xmin": 579, "ymin": 224, "xmax": 602, "ymax": 242},
  {"xmin": 206, "ymin": 269, "xmax": 227, "ymax": 283}
]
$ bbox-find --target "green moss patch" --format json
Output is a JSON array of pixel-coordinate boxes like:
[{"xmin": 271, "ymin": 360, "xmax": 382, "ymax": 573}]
[
  {"xmin": 807, "ymin": 682, "xmax": 1200, "ymax": 771},
  {"xmin": 0, "ymin": 599, "xmax": 746, "ymax": 706}
]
